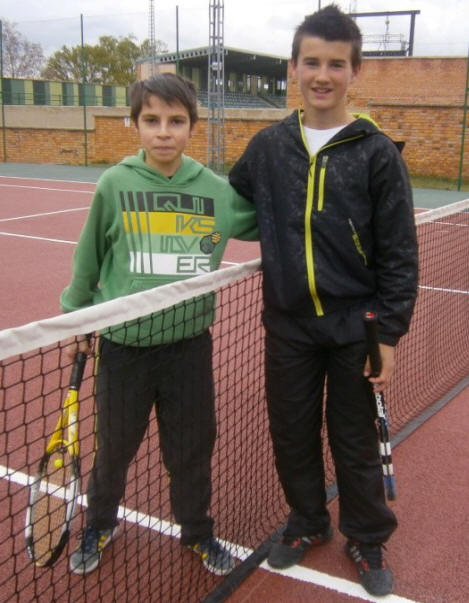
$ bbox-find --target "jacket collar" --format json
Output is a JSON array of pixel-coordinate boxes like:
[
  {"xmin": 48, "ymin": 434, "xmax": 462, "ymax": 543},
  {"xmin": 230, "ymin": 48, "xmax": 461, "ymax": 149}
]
[{"xmin": 283, "ymin": 109, "xmax": 381, "ymax": 146}]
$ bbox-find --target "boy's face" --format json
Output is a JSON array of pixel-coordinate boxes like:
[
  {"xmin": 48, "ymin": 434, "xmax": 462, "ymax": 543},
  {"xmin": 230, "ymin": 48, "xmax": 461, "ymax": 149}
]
[
  {"xmin": 136, "ymin": 94, "xmax": 192, "ymax": 177},
  {"xmin": 291, "ymin": 35, "xmax": 358, "ymax": 127}
]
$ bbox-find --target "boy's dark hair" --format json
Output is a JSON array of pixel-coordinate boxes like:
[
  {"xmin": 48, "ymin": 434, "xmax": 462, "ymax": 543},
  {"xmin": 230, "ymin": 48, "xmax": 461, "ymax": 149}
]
[
  {"xmin": 291, "ymin": 4, "xmax": 362, "ymax": 69},
  {"xmin": 129, "ymin": 72, "xmax": 198, "ymax": 126}
]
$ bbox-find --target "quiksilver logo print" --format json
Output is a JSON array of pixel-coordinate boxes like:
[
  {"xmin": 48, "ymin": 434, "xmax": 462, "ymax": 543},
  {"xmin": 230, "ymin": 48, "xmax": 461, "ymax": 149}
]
[{"xmin": 120, "ymin": 191, "xmax": 221, "ymax": 275}]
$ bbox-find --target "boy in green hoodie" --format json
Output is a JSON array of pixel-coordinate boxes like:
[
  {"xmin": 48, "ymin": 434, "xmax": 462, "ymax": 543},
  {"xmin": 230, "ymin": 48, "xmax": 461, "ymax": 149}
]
[{"xmin": 61, "ymin": 73, "xmax": 257, "ymax": 576}]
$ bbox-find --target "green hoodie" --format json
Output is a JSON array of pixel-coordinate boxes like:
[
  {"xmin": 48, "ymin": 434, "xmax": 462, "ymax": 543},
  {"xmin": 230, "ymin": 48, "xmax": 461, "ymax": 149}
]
[{"xmin": 61, "ymin": 150, "xmax": 258, "ymax": 346}]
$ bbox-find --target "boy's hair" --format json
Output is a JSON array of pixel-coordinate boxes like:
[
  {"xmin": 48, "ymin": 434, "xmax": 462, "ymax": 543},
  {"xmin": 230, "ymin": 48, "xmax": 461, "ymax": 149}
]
[
  {"xmin": 291, "ymin": 4, "xmax": 362, "ymax": 69},
  {"xmin": 129, "ymin": 72, "xmax": 198, "ymax": 126}
]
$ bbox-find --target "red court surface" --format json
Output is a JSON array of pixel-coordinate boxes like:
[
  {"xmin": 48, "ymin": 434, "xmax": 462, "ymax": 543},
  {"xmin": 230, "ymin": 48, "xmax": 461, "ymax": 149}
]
[
  {"xmin": 1, "ymin": 172, "xmax": 468, "ymax": 602},
  {"xmin": 0, "ymin": 175, "xmax": 259, "ymax": 329},
  {"xmin": 228, "ymin": 384, "xmax": 469, "ymax": 602}
]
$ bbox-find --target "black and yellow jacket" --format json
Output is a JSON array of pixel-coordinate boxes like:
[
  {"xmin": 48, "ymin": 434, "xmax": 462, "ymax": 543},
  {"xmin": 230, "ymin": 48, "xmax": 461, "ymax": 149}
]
[{"xmin": 229, "ymin": 110, "xmax": 418, "ymax": 346}]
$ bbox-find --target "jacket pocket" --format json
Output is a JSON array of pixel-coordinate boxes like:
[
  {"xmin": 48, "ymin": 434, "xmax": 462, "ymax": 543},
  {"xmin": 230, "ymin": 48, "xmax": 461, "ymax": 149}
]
[
  {"xmin": 348, "ymin": 218, "xmax": 368, "ymax": 266},
  {"xmin": 317, "ymin": 155, "xmax": 328, "ymax": 211}
]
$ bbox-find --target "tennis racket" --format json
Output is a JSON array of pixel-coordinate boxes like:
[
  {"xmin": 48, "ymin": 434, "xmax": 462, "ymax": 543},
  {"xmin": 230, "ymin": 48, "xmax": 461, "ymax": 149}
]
[
  {"xmin": 25, "ymin": 351, "xmax": 87, "ymax": 567},
  {"xmin": 363, "ymin": 312, "xmax": 397, "ymax": 501}
]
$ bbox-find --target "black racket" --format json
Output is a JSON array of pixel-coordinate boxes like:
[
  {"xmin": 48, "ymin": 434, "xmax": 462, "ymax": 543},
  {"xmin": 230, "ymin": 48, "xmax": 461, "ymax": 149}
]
[
  {"xmin": 25, "ymin": 351, "xmax": 87, "ymax": 567},
  {"xmin": 363, "ymin": 312, "xmax": 397, "ymax": 501}
]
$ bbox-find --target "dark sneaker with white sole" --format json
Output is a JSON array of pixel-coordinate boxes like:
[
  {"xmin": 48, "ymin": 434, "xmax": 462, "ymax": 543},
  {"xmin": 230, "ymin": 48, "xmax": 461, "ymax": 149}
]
[
  {"xmin": 69, "ymin": 526, "xmax": 115, "ymax": 574},
  {"xmin": 267, "ymin": 524, "xmax": 333, "ymax": 569},
  {"xmin": 189, "ymin": 537, "xmax": 235, "ymax": 576},
  {"xmin": 346, "ymin": 540, "xmax": 393, "ymax": 596}
]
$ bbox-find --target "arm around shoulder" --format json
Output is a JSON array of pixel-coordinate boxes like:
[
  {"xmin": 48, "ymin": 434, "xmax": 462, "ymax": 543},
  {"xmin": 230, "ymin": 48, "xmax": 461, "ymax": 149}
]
[
  {"xmin": 228, "ymin": 186, "xmax": 258, "ymax": 241},
  {"xmin": 229, "ymin": 135, "xmax": 259, "ymax": 203}
]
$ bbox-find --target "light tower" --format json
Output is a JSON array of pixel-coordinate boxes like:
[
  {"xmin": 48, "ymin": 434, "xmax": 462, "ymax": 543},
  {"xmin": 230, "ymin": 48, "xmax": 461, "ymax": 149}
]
[
  {"xmin": 148, "ymin": 0, "xmax": 156, "ymax": 76},
  {"xmin": 207, "ymin": 0, "xmax": 225, "ymax": 171}
]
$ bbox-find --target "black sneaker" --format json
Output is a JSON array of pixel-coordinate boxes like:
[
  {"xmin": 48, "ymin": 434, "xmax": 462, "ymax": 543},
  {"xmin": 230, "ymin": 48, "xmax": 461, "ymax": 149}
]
[
  {"xmin": 189, "ymin": 537, "xmax": 235, "ymax": 576},
  {"xmin": 346, "ymin": 541, "xmax": 393, "ymax": 596},
  {"xmin": 267, "ymin": 524, "xmax": 333, "ymax": 569}
]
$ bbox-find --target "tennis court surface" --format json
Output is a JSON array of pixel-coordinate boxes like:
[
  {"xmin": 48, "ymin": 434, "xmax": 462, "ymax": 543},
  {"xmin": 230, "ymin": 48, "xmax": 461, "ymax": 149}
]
[{"xmin": 1, "ymin": 164, "xmax": 469, "ymax": 602}]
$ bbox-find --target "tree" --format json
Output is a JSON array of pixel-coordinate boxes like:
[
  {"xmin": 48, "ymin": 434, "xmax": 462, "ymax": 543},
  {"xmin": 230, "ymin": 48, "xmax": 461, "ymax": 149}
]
[
  {"xmin": 0, "ymin": 19, "xmax": 45, "ymax": 77},
  {"xmin": 41, "ymin": 34, "xmax": 167, "ymax": 86}
]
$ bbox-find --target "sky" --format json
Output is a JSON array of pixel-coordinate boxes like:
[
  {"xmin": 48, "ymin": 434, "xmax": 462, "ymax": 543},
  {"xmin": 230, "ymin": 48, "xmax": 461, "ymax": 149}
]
[{"xmin": 1, "ymin": 0, "xmax": 468, "ymax": 59}]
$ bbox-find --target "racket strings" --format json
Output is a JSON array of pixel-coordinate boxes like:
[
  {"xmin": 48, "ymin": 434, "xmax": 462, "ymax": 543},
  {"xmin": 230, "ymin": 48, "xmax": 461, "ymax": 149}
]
[{"xmin": 29, "ymin": 455, "xmax": 74, "ymax": 563}]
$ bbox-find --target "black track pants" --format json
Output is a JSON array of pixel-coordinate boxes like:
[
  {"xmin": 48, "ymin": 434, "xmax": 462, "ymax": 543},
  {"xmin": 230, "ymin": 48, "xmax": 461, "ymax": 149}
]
[
  {"xmin": 264, "ymin": 310, "xmax": 397, "ymax": 544},
  {"xmin": 86, "ymin": 332, "xmax": 216, "ymax": 545}
]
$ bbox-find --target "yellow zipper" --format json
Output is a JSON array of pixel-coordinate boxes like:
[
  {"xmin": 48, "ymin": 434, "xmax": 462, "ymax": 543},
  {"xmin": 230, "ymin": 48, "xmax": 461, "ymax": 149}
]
[
  {"xmin": 303, "ymin": 157, "xmax": 323, "ymax": 315},
  {"xmin": 299, "ymin": 114, "xmax": 324, "ymax": 316},
  {"xmin": 348, "ymin": 218, "xmax": 368, "ymax": 266}
]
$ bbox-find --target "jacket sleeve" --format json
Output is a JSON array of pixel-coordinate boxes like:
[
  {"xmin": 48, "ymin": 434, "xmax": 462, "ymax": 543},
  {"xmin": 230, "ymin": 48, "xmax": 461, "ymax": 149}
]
[
  {"xmin": 60, "ymin": 183, "xmax": 112, "ymax": 312},
  {"xmin": 370, "ymin": 139, "xmax": 419, "ymax": 345},
  {"xmin": 229, "ymin": 140, "xmax": 256, "ymax": 203}
]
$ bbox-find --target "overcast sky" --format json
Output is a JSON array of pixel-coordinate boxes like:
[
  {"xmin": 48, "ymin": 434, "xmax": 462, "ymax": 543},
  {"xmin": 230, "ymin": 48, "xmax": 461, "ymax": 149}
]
[{"xmin": 1, "ymin": 0, "xmax": 468, "ymax": 59}]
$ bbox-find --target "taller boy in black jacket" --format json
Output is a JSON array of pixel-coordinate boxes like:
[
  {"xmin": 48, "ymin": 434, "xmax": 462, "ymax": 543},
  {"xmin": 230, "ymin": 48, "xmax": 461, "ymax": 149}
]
[{"xmin": 229, "ymin": 5, "xmax": 418, "ymax": 597}]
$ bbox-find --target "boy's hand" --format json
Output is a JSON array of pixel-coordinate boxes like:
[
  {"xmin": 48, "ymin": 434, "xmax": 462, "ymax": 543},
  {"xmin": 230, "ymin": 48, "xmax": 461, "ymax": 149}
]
[
  {"xmin": 63, "ymin": 334, "xmax": 92, "ymax": 360},
  {"xmin": 363, "ymin": 343, "xmax": 395, "ymax": 392}
]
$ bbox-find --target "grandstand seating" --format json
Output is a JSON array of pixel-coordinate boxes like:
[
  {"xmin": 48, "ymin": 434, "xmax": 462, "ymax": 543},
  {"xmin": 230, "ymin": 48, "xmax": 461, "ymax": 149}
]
[{"xmin": 197, "ymin": 90, "xmax": 286, "ymax": 109}]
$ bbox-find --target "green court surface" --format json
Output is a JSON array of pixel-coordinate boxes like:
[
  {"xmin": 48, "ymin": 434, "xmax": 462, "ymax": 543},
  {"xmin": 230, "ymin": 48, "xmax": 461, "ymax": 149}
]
[
  {"xmin": 0, "ymin": 162, "xmax": 108, "ymax": 183},
  {"xmin": 412, "ymin": 187, "xmax": 469, "ymax": 209},
  {"xmin": 0, "ymin": 162, "xmax": 468, "ymax": 208}
]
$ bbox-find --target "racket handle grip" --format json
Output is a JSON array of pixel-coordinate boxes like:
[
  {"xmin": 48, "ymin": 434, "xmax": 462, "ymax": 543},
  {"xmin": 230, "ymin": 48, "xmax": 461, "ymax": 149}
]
[
  {"xmin": 70, "ymin": 352, "xmax": 87, "ymax": 389},
  {"xmin": 363, "ymin": 312, "xmax": 382, "ymax": 377},
  {"xmin": 386, "ymin": 475, "xmax": 397, "ymax": 501}
]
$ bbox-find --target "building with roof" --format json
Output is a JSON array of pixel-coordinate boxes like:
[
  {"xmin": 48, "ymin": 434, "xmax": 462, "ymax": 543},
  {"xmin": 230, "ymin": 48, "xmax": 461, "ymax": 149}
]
[{"xmin": 138, "ymin": 46, "xmax": 288, "ymax": 109}]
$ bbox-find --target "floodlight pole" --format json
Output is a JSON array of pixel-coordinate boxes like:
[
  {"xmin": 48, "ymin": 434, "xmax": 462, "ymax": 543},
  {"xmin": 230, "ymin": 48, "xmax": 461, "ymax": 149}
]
[
  {"xmin": 149, "ymin": 0, "xmax": 156, "ymax": 76},
  {"xmin": 176, "ymin": 6, "xmax": 180, "ymax": 74},
  {"xmin": 80, "ymin": 14, "xmax": 88, "ymax": 167},
  {"xmin": 0, "ymin": 20, "xmax": 7, "ymax": 163},
  {"xmin": 457, "ymin": 45, "xmax": 469, "ymax": 191},
  {"xmin": 408, "ymin": 11, "xmax": 417, "ymax": 56},
  {"xmin": 207, "ymin": 0, "xmax": 225, "ymax": 172}
]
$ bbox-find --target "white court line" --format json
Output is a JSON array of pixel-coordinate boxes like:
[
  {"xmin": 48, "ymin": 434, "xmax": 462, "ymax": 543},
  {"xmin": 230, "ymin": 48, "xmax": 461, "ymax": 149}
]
[
  {"xmin": 0, "ymin": 463, "xmax": 249, "ymax": 559},
  {"xmin": 0, "ymin": 463, "xmax": 181, "ymax": 538},
  {"xmin": 0, "ymin": 231, "xmax": 76, "ymax": 245},
  {"xmin": 0, "ymin": 175, "xmax": 98, "ymax": 185},
  {"xmin": 433, "ymin": 221, "xmax": 468, "ymax": 227},
  {"xmin": 0, "ymin": 207, "xmax": 88, "ymax": 223},
  {"xmin": 419, "ymin": 285, "xmax": 469, "ymax": 295},
  {"xmin": 0, "ymin": 232, "xmax": 244, "ymax": 255},
  {"xmin": 262, "ymin": 563, "xmax": 420, "ymax": 603},
  {"xmin": 0, "ymin": 183, "xmax": 94, "ymax": 194},
  {"xmin": 1, "ymin": 462, "xmax": 419, "ymax": 602}
]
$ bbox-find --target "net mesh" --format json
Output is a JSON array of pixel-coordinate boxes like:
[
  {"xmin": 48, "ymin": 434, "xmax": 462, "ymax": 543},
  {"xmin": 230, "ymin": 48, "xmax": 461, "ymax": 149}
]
[
  {"xmin": 26, "ymin": 455, "xmax": 73, "ymax": 566},
  {"xmin": 0, "ymin": 202, "xmax": 469, "ymax": 602},
  {"xmin": 390, "ymin": 200, "xmax": 469, "ymax": 430}
]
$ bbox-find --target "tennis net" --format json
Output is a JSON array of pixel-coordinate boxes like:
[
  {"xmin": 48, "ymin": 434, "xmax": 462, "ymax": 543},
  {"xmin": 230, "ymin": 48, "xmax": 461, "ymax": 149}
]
[{"xmin": 0, "ymin": 200, "xmax": 468, "ymax": 602}]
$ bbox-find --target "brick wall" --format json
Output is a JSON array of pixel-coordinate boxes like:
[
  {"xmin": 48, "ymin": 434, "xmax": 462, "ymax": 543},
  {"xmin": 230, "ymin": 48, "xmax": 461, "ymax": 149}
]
[
  {"xmin": 94, "ymin": 117, "xmax": 139, "ymax": 164},
  {"xmin": 287, "ymin": 56, "xmax": 469, "ymax": 180},
  {"xmin": 0, "ymin": 128, "xmax": 94, "ymax": 165},
  {"xmin": 369, "ymin": 104, "xmax": 464, "ymax": 177},
  {"xmin": 91, "ymin": 114, "xmax": 282, "ymax": 167},
  {"xmin": 0, "ymin": 57, "xmax": 467, "ymax": 181},
  {"xmin": 288, "ymin": 57, "xmax": 467, "ymax": 108}
]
